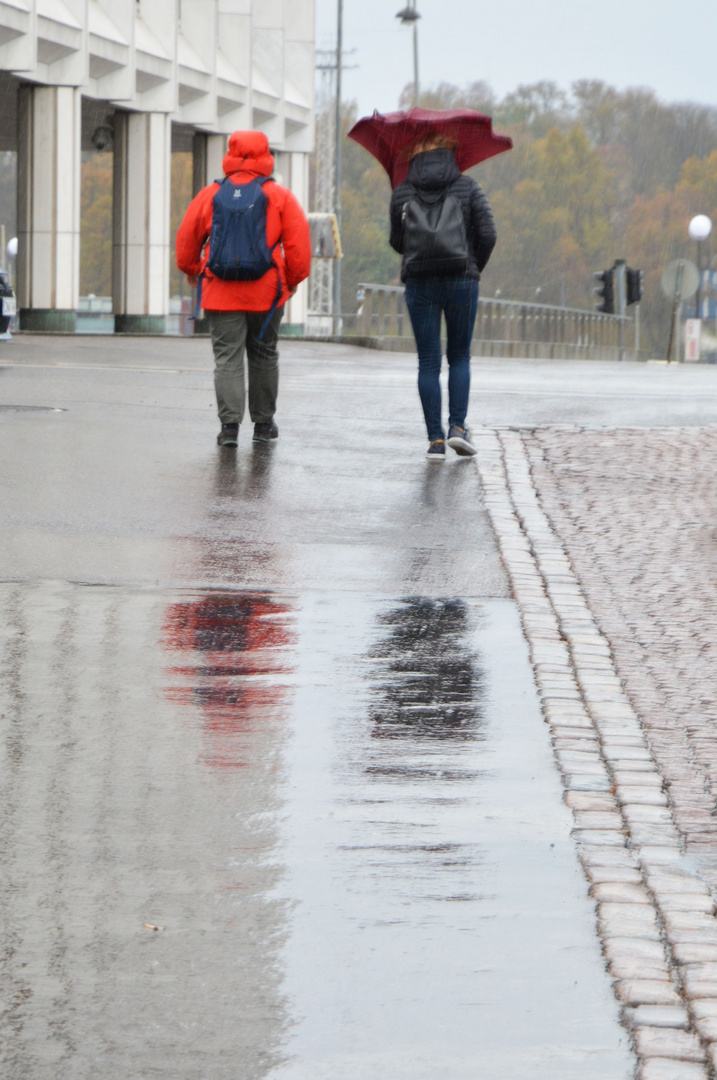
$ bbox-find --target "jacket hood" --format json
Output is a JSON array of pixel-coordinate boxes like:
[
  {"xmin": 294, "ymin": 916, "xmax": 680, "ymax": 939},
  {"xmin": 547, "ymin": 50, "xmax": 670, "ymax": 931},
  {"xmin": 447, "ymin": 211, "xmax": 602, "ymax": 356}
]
[
  {"xmin": 407, "ymin": 148, "xmax": 462, "ymax": 190},
  {"xmin": 223, "ymin": 130, "xmax": 274, "ymax": 178}
]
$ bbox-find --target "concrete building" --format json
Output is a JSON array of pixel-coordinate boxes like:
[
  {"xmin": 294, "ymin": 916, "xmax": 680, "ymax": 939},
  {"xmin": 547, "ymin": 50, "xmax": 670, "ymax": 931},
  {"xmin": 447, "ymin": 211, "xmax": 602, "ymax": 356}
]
[{"xmin": 0, "ymin": 0, "xmax": 315, "ymax": 333}]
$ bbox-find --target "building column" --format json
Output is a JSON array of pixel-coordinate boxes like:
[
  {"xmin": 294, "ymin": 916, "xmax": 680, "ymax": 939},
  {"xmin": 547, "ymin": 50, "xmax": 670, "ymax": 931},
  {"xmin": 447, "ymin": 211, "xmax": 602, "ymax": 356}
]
[
  {"xmin": 276, "ymin": 151, "xmax": 310, "ymax": 332},
  {"xmin": 113, "ymin": 111, "xmax": 171, "ymax": 334},
  {"xmin": 17, "ymin": 85, "xmax": 81, "ymax": 332},
  {"xmin": 192, "ymin": 132, "xmax": 227, "ymax": 194}
]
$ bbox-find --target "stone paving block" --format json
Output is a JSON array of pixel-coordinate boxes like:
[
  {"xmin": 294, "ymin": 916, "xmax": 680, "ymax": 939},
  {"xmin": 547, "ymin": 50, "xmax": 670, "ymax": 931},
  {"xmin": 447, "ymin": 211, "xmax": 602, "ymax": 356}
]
[
  {"xmin": 585, "ymin": 865, "xmax": 644, "ymax": 884},
  {"xmin": 636, "ymin": 845, "xmax": 684, "ymax": 864},
  {"xmin": 616, "ymin": 979, "xmax": 682, "ymax": 1006},
  {"xmin": 624, "ymin": 1005, "xmax": 690, "ymax": 1030},
  {"xmin": 689, "ymin": 998, "xmax": 717, "ymax": 1019},
  {"xmin": 553, "ymin": 738, "xmax": 602, "ymax": 753},
  {"xmin": 647, "ymin": 875, "xmax": 712, "ymax": 897},
  {"xmin": 683, "ymin": 980, "xmax": 717, "ymax": 999},
  {"xmin": 573, "ymin": 828, "xmax": 630, "ymax": 846},
  {"xmin": 544, "ymin": 709, "xmax": 594, "ymax": 727},
  {"xmin": 604, "ymin": 735, "xmax": 653, "ymax": 747},
  {"xmin": 672, "ymin": 943, "xmax": 717, "ymax": 964},
  {"xmin": 573, "ymin": 811, "xmax": 625, "ymax": 830},
  {"xmin": 564, "ymin": 790, "xmax": 617, "ymax": 812},
  {"xmin": 599, "ymin": 902, "xmax": 661, "ymax": 939},
  {"xmin": 694, "ymin": 1015, "xmax": 717, "ymax": 1040},
  {"xmin": 610, "ymin": 958, "xmax": 675, "ymax": 980},
  {"xmin": 583, "ymin": 689, "xmax": 630, "ymax": 703},
  {"xmin": 704, "ymin": 1035, "xmax": 717, "ymax": 1074},
  {"xmin": 638, "ymin": 1058, "xmax": 709, "ymax": 1080},
  {"xmin": 589, "ymin": 703, "xmax": 638, "ymax": 719},
  {"xmin": 661, "ymin": 895, "xmax": 715, "ymax": 915},
  {"xmin": 604, "ymin": 748, "xmax": 655, "ymax": 763},
  {"xmin": 556, "ymin": 752, "xmax": 605, "ymax": 772},
  {"xmin": 580, "ymin": 843, "xmax": 636, "ymax": 867},
  {"xmin": 563, "ymin": 774, "xmax": 612, "ymax": 792},
  {"xmin": 613, "ymin": 764, "xmax": 665, "ymax": 777},
  {"xmin": 551, "ymin": 725, "xmax": 598, "ymax": 740},
  {"xmin": 630, "ymin": 825, "xmax": 682, "ymax": 846},
  {"xmin": 681, "ymin": 963, "xmax": 717, "ymax": 980},
  {"xmin": 591, "ymin": 881, "xmax": 652, "ymax": 904},
  {"xmin": 604, "ymin": 937, "xmax": 665, "ymax": 963},
  {"xmin": 542, "ymin": 696, "xmax": 590, "ymax": 711},
  {"xmin": 619, "ymin": 788, "xmax": 669, "ymax": 806},
  {"xmin": 665, "ymin": 928, "xmax": 717, "ymax": 948},
  {"xmin": 633, "ymin": 1027, "xmax": 705, "ymax": 1062},
  {"xmin": 541, "ymin": 690, "xmax": 583, "ymax": 702},
  {"xmin": 622, "ymin": 806, "xmax": 675, "ymax": 825},
  {"xmin": 664, "ymin": 913, "xmax": 717, "ymax": 934}
]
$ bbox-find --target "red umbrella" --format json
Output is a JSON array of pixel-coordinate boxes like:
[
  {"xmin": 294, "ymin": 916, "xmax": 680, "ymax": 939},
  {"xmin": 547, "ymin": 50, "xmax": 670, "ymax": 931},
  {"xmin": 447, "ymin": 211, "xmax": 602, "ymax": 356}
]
[{"xmin": 347, "ymin": 107, "xmax": 512, "ymax": 188}]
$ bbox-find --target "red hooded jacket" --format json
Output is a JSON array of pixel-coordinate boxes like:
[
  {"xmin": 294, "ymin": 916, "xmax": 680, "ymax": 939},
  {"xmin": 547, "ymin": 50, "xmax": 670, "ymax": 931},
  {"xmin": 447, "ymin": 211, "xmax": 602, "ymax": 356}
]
[{"xmin": 176, "ymin": 130, "xmax": 311, "ymax": 312}]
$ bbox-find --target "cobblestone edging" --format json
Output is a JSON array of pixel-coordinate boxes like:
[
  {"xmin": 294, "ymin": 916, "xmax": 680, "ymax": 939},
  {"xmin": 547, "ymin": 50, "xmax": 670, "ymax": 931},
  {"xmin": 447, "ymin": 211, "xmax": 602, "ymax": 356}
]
[{"xmin": 476, "ymin": 429, "xmax": 717, "ymax": 1080}]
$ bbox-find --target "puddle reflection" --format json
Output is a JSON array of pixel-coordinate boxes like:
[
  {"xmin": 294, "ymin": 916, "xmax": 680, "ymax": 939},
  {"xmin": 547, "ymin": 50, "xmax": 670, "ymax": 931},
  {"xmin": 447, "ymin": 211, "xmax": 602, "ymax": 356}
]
[
  {"xmin": 212, "ymin": 442, "xmax": 277, "ymax": 504},
  {"xmin": 368, "ymin": 597, "xmax": 484, "ymax": 744},
  {"xmin": 163, "ymin": 591, "xmax": 295, "ymax": 769}
]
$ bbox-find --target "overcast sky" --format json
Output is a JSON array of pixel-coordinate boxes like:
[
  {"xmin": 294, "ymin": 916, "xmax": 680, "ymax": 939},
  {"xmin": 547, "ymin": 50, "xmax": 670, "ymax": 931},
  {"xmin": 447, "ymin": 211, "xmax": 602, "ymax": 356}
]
[{"xmin": 314, "ymin": 0, "xmax": 717, "ymax": 119}]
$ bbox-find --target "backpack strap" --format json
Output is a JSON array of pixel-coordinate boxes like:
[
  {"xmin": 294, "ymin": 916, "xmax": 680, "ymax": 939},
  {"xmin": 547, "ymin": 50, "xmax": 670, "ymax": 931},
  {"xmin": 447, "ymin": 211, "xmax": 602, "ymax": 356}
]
[
  {"xmin": 190, "ymin": 270, "xmax": 204, "ymax": 321},
  {"xmin": 190, "ymin": 178, "xmax": 223, "ymax": 320}
]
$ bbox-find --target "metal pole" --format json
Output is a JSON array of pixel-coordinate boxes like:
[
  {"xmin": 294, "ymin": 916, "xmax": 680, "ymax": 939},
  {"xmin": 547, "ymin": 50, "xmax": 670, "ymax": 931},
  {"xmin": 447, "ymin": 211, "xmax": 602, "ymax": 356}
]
[
  {"xmin": 333, "ymin": 0, "xmax": 343, "ymax": 335},
  {"xmin": 412, "ymin": 1, "xmax": 419, "ymax": 106},
  {"xmin": 695, "ymin": 240, "xmax": 702, "ymax": 319},
  {"xmin": 615, "ymin": 258, "xmax": 627, "ymax": 362},
  {"xmin": 666, "ymin": 262, "xmax": 684, "ymax": 364}
]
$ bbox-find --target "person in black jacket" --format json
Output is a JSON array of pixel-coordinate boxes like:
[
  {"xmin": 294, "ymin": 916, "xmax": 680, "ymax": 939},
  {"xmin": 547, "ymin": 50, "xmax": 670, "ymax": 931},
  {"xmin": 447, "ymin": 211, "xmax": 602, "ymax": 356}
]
[{"xmin": 389, "ymin": 135, "xmax": 497, "ymax": 459}]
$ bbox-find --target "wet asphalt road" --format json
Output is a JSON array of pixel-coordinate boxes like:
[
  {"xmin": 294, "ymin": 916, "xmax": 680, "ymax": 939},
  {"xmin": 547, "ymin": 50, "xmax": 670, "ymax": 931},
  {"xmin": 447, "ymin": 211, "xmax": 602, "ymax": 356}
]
[{"xmin": 6, "ymin": 334, "xmax": 717, "ymax": 1079}]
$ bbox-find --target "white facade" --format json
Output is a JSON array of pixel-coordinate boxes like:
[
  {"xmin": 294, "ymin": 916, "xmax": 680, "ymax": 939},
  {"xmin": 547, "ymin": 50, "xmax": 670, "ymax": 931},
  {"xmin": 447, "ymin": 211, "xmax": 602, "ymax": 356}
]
[{"xmin": 0, "ymin": 0, "xmax": 315, "ymax": 331}]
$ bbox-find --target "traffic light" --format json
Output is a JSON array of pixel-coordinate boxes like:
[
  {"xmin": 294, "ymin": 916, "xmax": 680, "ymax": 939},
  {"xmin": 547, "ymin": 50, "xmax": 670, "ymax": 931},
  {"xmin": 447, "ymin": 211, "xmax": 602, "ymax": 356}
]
[
  {"xmin": 626, "ymin": 267, "xmax": 643, "ymax": 305},
  {"xmin": 593, "ymin": 269, "xmax": 615, "ymax": 314}
]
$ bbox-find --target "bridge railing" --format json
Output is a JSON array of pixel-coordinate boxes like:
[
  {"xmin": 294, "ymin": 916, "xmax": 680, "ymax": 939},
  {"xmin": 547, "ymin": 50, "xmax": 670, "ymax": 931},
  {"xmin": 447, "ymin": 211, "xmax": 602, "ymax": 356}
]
[{"xmin": 349, "ymin": 283, "xmax": 636, "ymax": 361}]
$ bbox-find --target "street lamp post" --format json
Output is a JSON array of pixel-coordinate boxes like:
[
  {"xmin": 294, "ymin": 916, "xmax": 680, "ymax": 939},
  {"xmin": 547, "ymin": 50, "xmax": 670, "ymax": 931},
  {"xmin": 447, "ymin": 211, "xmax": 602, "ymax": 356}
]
[
  {"xmin": 333, "ymin": 0, "xmax": 344, "ymax": 334},
  {"xmin": 688, "ymin": 213, "xmax": 712, "ymax": 320},
  {"xmin": 395, "ymin": 2, "xmax": 420, "ymax": 107}
]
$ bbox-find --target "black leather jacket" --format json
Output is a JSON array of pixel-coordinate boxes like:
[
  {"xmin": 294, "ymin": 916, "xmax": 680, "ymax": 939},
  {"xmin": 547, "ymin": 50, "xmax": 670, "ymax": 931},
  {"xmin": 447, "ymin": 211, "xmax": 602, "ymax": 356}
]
[{"xmin": 389, "ymin": 148, "xmax": 497, "ymax": 282}]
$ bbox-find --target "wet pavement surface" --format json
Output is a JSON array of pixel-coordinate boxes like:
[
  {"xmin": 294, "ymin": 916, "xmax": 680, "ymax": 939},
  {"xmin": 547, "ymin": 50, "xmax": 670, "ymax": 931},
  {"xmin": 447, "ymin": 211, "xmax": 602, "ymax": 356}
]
[{"xmin": 8, "ymin": 335, "xmax": 717, "ymax": 1078}]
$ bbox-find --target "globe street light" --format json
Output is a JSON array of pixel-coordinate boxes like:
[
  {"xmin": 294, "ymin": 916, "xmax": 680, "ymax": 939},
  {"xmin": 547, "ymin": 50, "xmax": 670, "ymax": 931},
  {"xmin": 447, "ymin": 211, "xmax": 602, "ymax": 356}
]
[
  {"xmin": 396, "ymin": 2, "xmax": 420, "ymax": 108},
  {"xmin": 688, "ymin": 213, "xmax": 712, "ymax": 319}
]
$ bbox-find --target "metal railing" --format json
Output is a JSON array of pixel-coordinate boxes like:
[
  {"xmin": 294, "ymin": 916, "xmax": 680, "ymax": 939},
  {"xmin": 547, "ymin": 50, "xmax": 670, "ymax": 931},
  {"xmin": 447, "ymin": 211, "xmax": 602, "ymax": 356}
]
[{"xmin": 349, "ymin": 283, "xmax": 636, "ymax": 361}]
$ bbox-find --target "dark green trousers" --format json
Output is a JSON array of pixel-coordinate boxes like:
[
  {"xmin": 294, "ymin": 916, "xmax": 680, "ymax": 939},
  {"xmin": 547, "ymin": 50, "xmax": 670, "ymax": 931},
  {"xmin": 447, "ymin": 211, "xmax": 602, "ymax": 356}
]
[{"xmin": 207, "ymin": 307, "xmax": 283, "ymax": 426}]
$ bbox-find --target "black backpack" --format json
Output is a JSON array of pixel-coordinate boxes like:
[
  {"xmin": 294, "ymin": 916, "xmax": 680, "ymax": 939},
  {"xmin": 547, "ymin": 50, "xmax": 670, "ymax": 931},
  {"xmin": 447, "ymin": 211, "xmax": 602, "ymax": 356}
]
[{"xmin": 401, "ymin": 183, "xmax": 470, "ymax": 278}]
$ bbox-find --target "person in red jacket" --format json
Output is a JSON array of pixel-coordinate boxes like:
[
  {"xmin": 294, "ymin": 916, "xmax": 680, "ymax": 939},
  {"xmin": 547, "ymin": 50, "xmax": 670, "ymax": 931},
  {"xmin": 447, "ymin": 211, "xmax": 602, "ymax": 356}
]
[{"xmin": 176, "ymin": 130, "xmax": 311, "ymax": 446}]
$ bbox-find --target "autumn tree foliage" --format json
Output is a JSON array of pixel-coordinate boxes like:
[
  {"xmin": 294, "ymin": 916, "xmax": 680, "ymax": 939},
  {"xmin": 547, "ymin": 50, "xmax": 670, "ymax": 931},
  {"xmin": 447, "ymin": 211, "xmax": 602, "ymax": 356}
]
[
  {"xmin": 336, "ymin": 80, "xmax": 717, "ymax": 356},
  {"xmin": 80, "ymin": 151, "xmax": 112, "ymax": 296},
  {"xmin": 78, "ymin": 149, "xmax": 194, "ymax": 301}
]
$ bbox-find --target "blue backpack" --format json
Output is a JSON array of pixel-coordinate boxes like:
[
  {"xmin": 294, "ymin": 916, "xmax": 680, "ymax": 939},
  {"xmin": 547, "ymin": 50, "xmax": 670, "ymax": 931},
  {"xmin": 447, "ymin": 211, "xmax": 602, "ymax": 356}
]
[{"xmin": 193, "ymin": 174, "xmax": 283, "ymax": 339}]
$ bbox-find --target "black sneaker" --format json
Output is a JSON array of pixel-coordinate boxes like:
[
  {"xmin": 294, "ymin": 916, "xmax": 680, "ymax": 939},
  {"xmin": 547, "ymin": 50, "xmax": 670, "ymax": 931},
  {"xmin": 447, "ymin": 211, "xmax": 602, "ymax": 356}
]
[
  {"xmin": 426, "ymin": 439, "xmax": 446, "ymax": 461},
  {"xmin": 253, "ymin": 420, "xmax": 279, "ymax": 442},
  {"xmin": 447, "ymin": 425, "xmax": 477, "ymax": 457},
  {"xmin": 217, "ymin": 423, "xmax": 239, "ymax": 447}
]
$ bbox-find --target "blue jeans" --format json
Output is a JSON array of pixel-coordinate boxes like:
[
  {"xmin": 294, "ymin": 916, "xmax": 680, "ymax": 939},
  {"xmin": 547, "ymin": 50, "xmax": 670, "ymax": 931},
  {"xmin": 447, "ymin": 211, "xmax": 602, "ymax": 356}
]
[{"xmin": 404, "ymin": 277, "xmax": 479, "ymax": 442}]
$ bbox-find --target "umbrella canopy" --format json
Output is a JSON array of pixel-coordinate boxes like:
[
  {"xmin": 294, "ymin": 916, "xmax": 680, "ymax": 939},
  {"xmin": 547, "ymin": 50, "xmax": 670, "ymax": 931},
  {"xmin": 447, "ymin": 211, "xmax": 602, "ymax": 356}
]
[{"xmin": 347, "ymin": 107, "xmax": 512, "ymax": 188}]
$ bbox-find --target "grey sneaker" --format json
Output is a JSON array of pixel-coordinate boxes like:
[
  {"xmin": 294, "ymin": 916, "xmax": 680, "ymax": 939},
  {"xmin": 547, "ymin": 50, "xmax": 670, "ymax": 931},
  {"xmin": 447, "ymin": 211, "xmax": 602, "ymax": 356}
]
[
  {"xmin": 426, "ymin": 439, "xmax": 446, "ymax": 461},
  {"xmin": 447, "ymin": 425, "xmax": 477, "ymax": 457},
  {"xmin": 217, "ymin": 423, "xmax": 239, "ymax": 447},
  {"xmin": 253, "ymin": 420, "xmax": 279, "ymax": 442}
]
